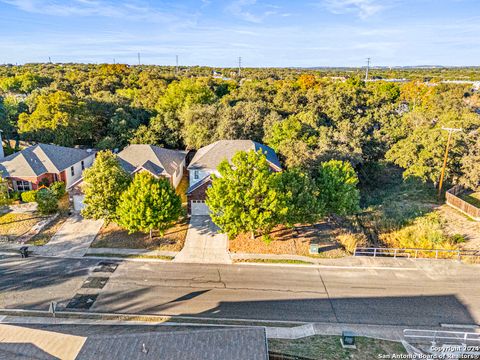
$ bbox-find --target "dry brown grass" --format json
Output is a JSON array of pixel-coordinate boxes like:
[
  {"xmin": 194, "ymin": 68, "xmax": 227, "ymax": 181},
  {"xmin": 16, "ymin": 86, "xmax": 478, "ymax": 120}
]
[
  {"xmin": 0, "ymin": 213, "xmax": 48, "ymax": 241},
  {"xmin": 92, "ymin": 218, "xmax": 189, "ymax": 251},
  {"xmin": 229, "ymin": 222, "xmax": 347, "ymax": 257}
]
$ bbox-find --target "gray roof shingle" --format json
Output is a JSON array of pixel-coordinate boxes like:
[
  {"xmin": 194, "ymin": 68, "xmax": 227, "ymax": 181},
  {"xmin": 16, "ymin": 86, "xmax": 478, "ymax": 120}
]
[
  {"xmin": 0, "ymin": 324, "xmax": 268, "ymax": 360},
  {"xmin": 77, "ymin": 327, "xmax": 268, "ymax": 360},
  {"xmin": 0, "ymin": 144, "xmax": 93, "ymax": 178},
  {"xmin": 188, "ymin": 140, "xmax": 281, "ymax": 171},
  {"xmin": 117, "ymin": 145, "xmax": 187, "ymax": 178}
]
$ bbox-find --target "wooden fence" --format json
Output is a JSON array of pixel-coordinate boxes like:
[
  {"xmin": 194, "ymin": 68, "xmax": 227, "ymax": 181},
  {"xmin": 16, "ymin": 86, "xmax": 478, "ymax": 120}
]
[{"xmin": 446, "ymin": 185, "xmax": 480, "ymax": 221}]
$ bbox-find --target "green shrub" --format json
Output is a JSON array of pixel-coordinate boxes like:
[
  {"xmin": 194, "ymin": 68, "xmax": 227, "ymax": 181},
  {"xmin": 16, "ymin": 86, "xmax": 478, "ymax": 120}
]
[
  {"xmin": 9, "ymin": 191, "xmax": 21, "ymax": 201},
  {"xmin": 38, "ymin": 177, "xmax": 50, "ymax": 187},
  {"xmin": 50, "ymin": 182, "xmax": 66, "ymax": 199},
  {"xmin": 35, "ymin": 189, "xmax": 58, "ymax": 214},
  {"xmin": 21, "ymin": 190, "xmax": 37, "ymax": 203}
]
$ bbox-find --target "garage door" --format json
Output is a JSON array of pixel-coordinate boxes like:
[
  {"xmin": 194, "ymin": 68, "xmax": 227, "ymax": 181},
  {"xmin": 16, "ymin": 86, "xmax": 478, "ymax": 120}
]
[
  {"xmin": 191, "ymin": 200, "xmax": 210, "ymax": 215},
  {"xmin": 73, "ymin": 195, "xmax": 85, "ymax": 211}
]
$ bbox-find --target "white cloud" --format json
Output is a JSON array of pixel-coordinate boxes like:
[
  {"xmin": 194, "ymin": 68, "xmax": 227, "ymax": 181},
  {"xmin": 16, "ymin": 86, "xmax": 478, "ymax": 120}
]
[
  {"xmin": 0, "ymin": 0, "xmax": 189, "ymax": 22},
  {"xmin": 321, "ymin": 0, "xmax": 388, "ymax": 19},
  {"xmin": 226, "ymin": 0, "xmax": 288, "ymax": 23}
]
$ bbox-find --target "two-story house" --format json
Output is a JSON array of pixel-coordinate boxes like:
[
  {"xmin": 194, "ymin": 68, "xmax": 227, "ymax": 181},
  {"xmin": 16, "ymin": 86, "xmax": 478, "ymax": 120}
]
[{"xmin": 186, "ymin": 140, "xmax": 282, "ymax": 215}]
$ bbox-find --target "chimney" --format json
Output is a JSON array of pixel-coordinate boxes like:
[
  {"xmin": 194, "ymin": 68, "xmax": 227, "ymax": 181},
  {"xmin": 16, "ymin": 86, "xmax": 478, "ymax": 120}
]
[{"xmin": 0, "ymin": 130, "xmax": 4, "ymax": 160}]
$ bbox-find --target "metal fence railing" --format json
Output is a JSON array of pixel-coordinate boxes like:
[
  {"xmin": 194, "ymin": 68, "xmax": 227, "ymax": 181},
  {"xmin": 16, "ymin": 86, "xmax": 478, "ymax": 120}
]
[
  {"xmin": 353, "ymin": 247, "xmax": 480, "ymax": 260},
  {"xmin": 404, "ymin": 329, "xmax": 480, "ymax": 346}
]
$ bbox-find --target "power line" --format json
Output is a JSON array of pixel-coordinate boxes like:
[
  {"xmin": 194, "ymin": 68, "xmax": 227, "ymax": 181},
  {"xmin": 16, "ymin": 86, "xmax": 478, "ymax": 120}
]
[
  {"xmin": 438, "ymin": 127, "xmax": 463, "ymax": 198},
  {"xmin": 365, "ymin": 57, "xmax": 371, "ymax": 81}
]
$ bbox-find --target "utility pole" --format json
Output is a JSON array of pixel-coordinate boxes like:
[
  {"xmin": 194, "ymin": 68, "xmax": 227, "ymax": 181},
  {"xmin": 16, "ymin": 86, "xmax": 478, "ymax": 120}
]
[
  {"xmin": 137, "ymin": 52, "xmax": 141, "ymax": 66},
  {"xmin": 238, "ymin": 56, "xmax": 242, "ymax": 77},
  {"xmin": 365, "ymin": 57, "xmax": 370, "ymax": 81},
  {"xmin": 438, "ymin": 127, "xmax": 462, "ymax": 198},
  {"xmin": 175, "ymin": 55, "xmax": 179, "ymax": 76}
]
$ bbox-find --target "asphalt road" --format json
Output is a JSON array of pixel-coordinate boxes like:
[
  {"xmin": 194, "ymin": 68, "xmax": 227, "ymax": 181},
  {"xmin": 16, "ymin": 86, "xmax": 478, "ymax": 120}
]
[{"xmin": 1, "ymin": 255, "xmax": 479, "ymax": 326}]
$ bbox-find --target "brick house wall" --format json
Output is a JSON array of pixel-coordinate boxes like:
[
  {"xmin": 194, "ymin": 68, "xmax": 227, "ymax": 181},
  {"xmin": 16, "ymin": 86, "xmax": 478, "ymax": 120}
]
[
  {"xmin": 8, "ymin": 173, "xmax": 57, "ymax": 190},
  {"xmin": 187, "ymin": 178, "xmax": 211, "ymax": 214}
]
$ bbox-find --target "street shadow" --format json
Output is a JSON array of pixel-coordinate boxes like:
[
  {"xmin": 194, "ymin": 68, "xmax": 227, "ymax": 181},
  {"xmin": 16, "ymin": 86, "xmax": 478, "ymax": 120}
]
[
  {"xmin": 90, "ymin": 285, "xmax": 477, "ymax": 327},
  {"xmin": 0, "ymin": 256, "xmax": 99, "ymax": 293}
]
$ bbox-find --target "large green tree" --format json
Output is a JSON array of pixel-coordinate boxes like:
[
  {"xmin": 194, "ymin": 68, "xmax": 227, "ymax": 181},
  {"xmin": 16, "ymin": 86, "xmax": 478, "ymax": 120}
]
[
  {"xmin": 116, "ymin": 172, "xmax": 182, "ymax": 239},
  {"xmin": 81, "ymin": 151, "xmax": 131, "ymax": 222},
  {"xmin": 274, "ymin": 169, "xmax": 324, "ymax": 226},
  {"xmin": 315, "ymin": 160, "xmax": 360, "ymax": 216},
  {"xmin": 206, "ymin": 150, "xmax": 287, "ymax": 239}
]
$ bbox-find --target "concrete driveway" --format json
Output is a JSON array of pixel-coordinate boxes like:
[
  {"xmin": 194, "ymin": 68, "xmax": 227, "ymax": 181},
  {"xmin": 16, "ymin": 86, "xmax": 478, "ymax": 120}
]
[
  {"xmin": 35, "ymin": 214, "xmax": 103, "ymax": 258},
  {"xmin": 174, "ymin": 216, "xmax": 231, "ymax": 264}
]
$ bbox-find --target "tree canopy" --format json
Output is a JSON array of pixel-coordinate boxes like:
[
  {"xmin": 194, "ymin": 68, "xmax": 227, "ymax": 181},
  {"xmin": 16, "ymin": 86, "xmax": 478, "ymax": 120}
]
[
  {"xmin": 116, "ymin": 172, "xmax": 182, "ymax": 238},
  {"xmin": 81, "ymin": 150, "xmax": 131, "ymax": 222}
]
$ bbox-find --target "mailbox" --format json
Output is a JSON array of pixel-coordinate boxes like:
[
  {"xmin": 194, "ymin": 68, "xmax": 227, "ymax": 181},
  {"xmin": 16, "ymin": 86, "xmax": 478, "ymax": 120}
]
[{"xmin": 341, "ymin": 331, "xmax": 356, "ymax": 349}]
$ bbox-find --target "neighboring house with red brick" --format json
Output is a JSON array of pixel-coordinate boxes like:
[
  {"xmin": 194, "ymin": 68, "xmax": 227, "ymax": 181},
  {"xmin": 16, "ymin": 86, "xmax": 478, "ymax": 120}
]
[
  {"xmin": 187, "ymin": 140, "xmax": 282, "ymax": 215},
  {"xmin": 0, "ymin": 143, "xmax": 95, "ymax": 191},
  {"xmin": 117, "ymin": 144, "xmax": 187, "ymax": 189}
]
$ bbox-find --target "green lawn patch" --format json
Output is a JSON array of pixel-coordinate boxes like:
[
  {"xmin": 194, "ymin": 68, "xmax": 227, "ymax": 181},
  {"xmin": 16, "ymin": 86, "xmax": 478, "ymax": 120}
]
[{"xmin": 268, "ymin": 335, "xmax": 407, "ymax": 360}]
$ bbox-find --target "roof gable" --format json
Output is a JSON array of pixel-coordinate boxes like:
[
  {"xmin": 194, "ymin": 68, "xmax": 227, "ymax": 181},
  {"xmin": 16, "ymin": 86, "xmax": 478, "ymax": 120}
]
[
  {"xmin": 188, "ymin": 140, "xmax": 282, "ymax": 171},
  {"xmin": 117, "ymin": 145, "xmax": 186, "ymax": 178},
  {"xmin": 0, "ymin": 144, "xmax": 93, "ymax": 178}
]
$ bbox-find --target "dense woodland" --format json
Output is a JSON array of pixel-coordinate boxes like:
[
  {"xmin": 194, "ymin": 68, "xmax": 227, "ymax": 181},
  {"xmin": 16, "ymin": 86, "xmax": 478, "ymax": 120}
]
[{"xmin": 0, "ymin": 63, "xmax": 479, "ymax": 192}]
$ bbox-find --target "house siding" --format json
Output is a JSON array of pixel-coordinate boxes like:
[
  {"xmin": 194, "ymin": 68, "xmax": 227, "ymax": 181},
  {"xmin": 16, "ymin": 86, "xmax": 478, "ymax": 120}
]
[
  {"xmin": 64, "ymin": 154, "xmax": 94, "ymax": 188},
  {"xmin": 172, "ymin": 158, "xmax": 186, "ymax": 189}
]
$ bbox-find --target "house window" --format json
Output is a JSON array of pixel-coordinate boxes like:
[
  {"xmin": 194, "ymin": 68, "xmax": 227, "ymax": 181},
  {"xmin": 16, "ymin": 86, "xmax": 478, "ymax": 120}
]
[
  {"xmin": 53, "ymin": 174, "xmax": 58, "ymax": 182},
  {"xmin": 15, "ymin": 180, "xmax": 31, "ymax": 192},
  {"xmin": 194, "ymin": 170, "xmax": 199, "ymax": 180},
  {"xmin": 81, "ymin": 161, "xmax": 85, "ymax": 170},
  {"xmin": 71, "ymin": 166, "xmax": 75, "ymax": 177}
]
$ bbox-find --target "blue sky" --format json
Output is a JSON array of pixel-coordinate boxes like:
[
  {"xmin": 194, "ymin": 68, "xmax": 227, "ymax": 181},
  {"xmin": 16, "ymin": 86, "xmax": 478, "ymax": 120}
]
[{"xmin": 0, "ymin": 0, "xmax": 479, "ymax": 67}]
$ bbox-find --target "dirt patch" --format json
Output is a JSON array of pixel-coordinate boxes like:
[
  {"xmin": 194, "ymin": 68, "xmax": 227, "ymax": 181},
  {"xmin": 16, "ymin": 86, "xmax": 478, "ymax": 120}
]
[
  {"xmin": 91, "ymin": 218, "xmax": 188, "ymax": 251},
  {"xmin": 229, "ymin": 222, "xmax": 346, "ymax": 257}
]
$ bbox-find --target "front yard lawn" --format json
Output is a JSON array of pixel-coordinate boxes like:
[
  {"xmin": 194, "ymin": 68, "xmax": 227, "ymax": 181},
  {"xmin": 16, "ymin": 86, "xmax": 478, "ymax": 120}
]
[
  {"xmin": 268, "ymin": 335, "xmax": 406, "ymax": 360},
  {"xmin": 0, "ymin": 212, "xmax": 48, "ymax": 241},
  {"xmin": 229, "ymin": 222, "xmax": 347, "ymax": 258},
  {"xmin": 91, "ymin": 218, "xmax": 188, "ymax": 251}
]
